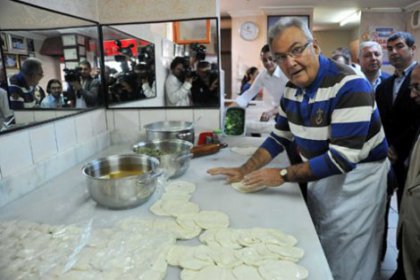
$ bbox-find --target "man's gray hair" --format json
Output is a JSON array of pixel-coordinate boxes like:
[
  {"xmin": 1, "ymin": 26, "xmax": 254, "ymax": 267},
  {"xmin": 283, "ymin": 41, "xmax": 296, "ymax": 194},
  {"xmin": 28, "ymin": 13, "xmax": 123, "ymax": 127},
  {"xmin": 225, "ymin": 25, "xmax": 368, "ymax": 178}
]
[
  {"xmin": 268, "ymin": 17, "xmax": 313, "ymax": 47},
  {"xmin": 20, "ymin": 58, "xmax": 42, "ymax": 76},
  {"xmin": 358, "ymin": 41, "xmax": 382, "ymax": 58}
]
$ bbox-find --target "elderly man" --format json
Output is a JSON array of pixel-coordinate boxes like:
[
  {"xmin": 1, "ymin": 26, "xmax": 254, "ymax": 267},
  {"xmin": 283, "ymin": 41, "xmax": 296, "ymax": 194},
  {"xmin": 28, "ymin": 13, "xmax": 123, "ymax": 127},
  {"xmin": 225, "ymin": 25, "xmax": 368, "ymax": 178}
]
[
  {"xmin": 8, "ymin": 58, "xmax": 45, "ymax": 109},
  {"xmin": 359, "ymin": 41, "xmax": 391, "ymax": 90},
  {"xmin": 208, "ymin": 17, "xmax": 389, "ymax": 280}
]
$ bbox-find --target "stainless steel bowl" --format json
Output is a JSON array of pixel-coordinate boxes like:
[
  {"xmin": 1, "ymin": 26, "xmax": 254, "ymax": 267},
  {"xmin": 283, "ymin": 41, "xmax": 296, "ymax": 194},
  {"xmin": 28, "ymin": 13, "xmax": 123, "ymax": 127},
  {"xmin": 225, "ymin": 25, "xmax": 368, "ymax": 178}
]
[
  {"xmin": 82, "ymin": 154, "xmax": 161, "ymax": 209},
  {"xmin": 133, "ymin": 139, "xmax": 193, "ymax": 179},
  {"xmin": 144, "ymin": 121, "xmax": 194, "ymax": 144}
]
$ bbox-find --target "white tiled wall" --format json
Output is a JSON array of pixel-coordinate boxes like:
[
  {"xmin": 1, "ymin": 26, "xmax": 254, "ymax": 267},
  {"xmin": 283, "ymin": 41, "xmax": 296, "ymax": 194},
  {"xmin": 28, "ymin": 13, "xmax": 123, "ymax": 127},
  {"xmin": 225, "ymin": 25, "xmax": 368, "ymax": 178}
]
[
  {"xmin": 0, "ymin": 107, "xmax": 220, "ymax": 207},
  {"xmin": 0, "ymin": 109, "xmax": 110, "ymax": 207},
  {"xmin": 109, "ymin": 108, "xmax": 221, "ymax": 145}
]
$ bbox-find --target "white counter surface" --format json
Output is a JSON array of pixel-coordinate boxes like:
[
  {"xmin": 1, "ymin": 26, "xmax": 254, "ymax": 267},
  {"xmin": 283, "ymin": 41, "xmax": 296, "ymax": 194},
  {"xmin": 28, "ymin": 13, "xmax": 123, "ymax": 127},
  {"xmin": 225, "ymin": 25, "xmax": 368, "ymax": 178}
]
[{"xmin": 0, "ymin": 136, "xmax": 332, "ymax": 280}]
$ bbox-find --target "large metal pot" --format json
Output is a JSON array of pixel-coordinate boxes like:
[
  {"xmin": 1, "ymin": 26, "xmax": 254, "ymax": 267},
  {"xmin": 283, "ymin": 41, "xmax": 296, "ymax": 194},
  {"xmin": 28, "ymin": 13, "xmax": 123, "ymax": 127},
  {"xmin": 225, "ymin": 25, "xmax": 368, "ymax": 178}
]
[
  {"xmin": 144, "ymin": 121, "xmax": 194, "ymax": 144},
  {"xmin": 81, "ymin": 154, "xmax": 161, "ymax": 209},
  {"xmin": 133, "ymin": 139, "xmax": 193, "ymax": 179}
]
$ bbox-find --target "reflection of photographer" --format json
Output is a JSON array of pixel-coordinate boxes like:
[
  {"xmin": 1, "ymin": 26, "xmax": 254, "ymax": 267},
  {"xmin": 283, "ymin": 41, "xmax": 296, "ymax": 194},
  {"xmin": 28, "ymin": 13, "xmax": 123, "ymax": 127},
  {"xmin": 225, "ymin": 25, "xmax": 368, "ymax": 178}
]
[
  {"xmin": 65, "ymin": 60, "xmax": 100, "ymax": 108},
  {"xmin": 134, "ymin": 63, "xmax": 155, "ymax": 98},
  {"xmin": 191, "ymin": 61, "xmax": 219, "ymax": 107},
  {"xmin": 165, "ymin": 56, "xmax": 193, "ymax": 106}
]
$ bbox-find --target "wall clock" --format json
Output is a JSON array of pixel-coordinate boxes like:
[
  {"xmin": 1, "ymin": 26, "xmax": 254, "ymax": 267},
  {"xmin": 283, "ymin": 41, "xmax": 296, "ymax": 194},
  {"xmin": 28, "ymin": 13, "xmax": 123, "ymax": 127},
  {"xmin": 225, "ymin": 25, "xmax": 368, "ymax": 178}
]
[{"xmin": 239, "ymin": 21, "xmax": 259, "ymax": 41}]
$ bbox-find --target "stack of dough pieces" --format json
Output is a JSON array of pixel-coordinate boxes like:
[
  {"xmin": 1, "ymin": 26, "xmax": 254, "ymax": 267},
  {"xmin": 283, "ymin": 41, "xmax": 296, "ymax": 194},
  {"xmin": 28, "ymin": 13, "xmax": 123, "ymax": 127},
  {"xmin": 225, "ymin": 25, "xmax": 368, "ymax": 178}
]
[
  {"xmin": 152, "ymin": 181, "xmax": 308, "ymax": 279},
  {"xmin": 0, "ymin": 218, "xmax": 176, "ymax": 280},
  {"xmin": 0, "ymin": 179, "xmax": 308, "ymax": 280},
  {"xmin": 165, "ymin": 227, "xmax": 308, "ymax": 280}
]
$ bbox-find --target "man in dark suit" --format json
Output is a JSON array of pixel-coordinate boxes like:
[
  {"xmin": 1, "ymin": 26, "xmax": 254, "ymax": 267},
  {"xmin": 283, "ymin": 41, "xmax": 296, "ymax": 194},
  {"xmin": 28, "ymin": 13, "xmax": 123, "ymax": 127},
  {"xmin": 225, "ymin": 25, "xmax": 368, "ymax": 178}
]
[{"xmin": 376, "ymin": 31, "xmax": 420, "ymax": 209}]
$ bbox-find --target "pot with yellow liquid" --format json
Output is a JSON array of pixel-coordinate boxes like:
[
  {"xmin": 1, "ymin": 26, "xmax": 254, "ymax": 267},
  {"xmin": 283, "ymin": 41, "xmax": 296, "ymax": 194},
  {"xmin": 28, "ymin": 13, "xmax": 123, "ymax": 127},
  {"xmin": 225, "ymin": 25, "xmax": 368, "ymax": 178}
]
[{"xmin": 82, "ymin": 154, "xmax": 162, "ymax": 209}]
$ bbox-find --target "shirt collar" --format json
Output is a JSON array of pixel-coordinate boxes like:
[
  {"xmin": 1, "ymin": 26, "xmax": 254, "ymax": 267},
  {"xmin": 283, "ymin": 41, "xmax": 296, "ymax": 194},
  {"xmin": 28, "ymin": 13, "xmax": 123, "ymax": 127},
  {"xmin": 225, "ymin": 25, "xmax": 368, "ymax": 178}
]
[
  {"xmin": 272, "ymin": 65, "xmax": 283, "ymax": 78},
  {"xmin": 396, "ymin": 61, "xmax": 417, "ymax": 78},
  {"xmin": 294, "ymin": 54, "xmax": 327, "ymax": 98}
]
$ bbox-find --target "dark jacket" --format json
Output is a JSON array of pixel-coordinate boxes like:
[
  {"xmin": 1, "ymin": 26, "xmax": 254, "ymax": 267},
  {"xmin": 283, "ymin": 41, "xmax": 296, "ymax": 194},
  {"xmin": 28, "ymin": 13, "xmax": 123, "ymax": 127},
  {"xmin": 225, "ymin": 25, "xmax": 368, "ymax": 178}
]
[{"xmin": 375, "ymin": 70, "xmax": 420, "ymax": 175}]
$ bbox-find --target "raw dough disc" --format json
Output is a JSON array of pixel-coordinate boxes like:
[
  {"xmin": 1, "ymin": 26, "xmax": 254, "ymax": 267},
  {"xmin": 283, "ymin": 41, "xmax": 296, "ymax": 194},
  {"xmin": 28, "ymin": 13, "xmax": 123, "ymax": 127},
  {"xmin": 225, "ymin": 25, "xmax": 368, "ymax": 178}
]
[
  {"xmin": 258, "ymin": 259, "xmax": 309, "ymax": 280},
  {"xmin": 231, "ymin": 147, "xmax": 258, "ymax": 156}
]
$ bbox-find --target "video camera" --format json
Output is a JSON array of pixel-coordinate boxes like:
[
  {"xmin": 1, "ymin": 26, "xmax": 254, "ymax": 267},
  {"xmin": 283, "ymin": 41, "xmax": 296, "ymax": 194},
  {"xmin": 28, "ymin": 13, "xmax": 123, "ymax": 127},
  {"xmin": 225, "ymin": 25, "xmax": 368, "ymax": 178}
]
[
  {"xmin": 190, "ymin": 43, "xmax": 206, "ymax": 61},
  {"xmin": 63, "ymin": 68, "xmax": 81, "ymax": 82}
]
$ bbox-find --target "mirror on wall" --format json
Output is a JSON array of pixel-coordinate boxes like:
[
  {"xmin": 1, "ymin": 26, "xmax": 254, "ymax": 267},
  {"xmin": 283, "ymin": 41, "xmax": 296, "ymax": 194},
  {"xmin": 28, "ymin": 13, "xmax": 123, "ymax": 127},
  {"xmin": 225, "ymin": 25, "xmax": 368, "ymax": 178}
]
[
  {"xmin": 0, "ymin": 0, "xmax": 102, "ymax": 133},
  {"xmin": 103, "ymin": 18, "xmax": 220, "ymax": 109},
  {"xmin": 102, "ymin": 26, "xmax": 156, "ymax": 107}
]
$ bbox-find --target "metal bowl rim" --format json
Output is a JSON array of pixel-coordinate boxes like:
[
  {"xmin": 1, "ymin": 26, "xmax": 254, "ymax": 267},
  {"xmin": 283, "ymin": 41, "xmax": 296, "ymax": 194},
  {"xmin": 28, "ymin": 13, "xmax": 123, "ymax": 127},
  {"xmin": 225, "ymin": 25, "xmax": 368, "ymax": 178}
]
[{"xmin": 81, "ymin": 154, "xmax": 160, "ymax": 181}]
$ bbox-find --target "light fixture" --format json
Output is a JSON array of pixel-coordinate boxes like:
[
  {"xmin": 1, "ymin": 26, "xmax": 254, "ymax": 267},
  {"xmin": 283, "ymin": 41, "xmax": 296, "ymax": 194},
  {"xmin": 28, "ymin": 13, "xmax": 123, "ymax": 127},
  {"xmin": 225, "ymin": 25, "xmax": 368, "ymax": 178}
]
[{"xmin": 339, "ymin": 10, "xmax": 361, "ymax": 27}]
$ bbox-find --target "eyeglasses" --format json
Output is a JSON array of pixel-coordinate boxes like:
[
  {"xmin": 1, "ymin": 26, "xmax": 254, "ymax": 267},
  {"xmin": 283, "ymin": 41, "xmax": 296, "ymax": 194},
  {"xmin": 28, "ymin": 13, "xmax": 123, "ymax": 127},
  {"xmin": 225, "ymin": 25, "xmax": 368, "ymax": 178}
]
[
  {"xmin": 273, "ymin": 41, "xmax": 312, "ymax": 63},
  {"xmin": 408, "ymin": 83, "xmax": 420, "ymax": 92}
]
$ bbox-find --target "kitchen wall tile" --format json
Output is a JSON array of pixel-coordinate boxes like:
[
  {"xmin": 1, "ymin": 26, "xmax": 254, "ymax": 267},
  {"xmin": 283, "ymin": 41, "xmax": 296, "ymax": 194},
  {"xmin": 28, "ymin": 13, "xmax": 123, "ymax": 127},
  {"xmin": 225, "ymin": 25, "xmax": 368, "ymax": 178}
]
[
  {"xmin": 114, "ymin": 110, "xmax": 140, "ymax": 130},
  {"xmin": 0, "ymin": 130, "xmax": 33, "ymax": 177},
  {"xmin": 54, "ymin": 117, "xmax": 77, "ymax": 152},
  {"xmin": 106, "ymin": 110, "xmax": 115, "ymax": 131},
  {"xmin": 113, "ymin": 110, "xmax": 142, "ymax": 143},
  {"xmin": 75, "ymin": 113, "xmax": 94, "ymax": 144},
  {"xmin": 29, "ymin": 123, "xmax": 58, "ymax": 163},
  {"xmin": 193, "ymin": 108, "xmax": 221, "ymax": 131},
  {"xmin": 139, "ymin": 109, "xmax": 166, "ymax": 128},
  {"xmin": 166, "ymin": 109, "xmax": 193, "ymax": 122},
  {"xmin": 91, "ymin": 109, "xmax": 107, "ymax": 135}
]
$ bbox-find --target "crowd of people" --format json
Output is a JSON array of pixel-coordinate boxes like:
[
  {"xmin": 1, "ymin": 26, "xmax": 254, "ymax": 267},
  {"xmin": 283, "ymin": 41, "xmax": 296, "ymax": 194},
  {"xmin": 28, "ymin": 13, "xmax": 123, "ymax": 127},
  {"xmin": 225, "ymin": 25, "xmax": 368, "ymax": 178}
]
[
  {"xmin": 1, "ymin": 58, "xmax": 101, "ymax": 112},
  {"xmin": 165, "ymin": 45, "xmax": 219, "ymax": 107},
  {"xmin": 208, "ymin": 17, "xmax": 420, "ymax": 280}
]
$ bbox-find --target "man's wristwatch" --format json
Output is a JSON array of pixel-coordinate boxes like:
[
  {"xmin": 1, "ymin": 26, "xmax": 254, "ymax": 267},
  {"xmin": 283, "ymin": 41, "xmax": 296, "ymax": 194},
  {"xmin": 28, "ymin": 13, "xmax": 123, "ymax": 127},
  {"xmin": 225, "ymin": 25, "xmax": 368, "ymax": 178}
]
[{"xmin": 280, "ymin": 168, "xmax": 288, "ymax": 182}]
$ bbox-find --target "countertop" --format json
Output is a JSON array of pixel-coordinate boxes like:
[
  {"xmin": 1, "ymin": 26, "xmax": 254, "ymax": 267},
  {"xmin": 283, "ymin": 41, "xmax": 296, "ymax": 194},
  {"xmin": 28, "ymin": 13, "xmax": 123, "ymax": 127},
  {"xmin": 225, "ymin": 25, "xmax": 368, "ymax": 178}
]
[{"xmin": 0, "ymin": 136, "xmax": 333, "ymax": 280}]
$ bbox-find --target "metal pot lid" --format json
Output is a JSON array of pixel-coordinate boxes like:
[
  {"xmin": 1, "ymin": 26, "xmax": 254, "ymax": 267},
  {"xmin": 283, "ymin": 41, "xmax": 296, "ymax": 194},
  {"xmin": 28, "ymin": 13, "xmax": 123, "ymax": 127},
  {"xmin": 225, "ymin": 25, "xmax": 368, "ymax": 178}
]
[{"xmin": 144, "ymin": 121, "xmax": 194, "ymax": 132}]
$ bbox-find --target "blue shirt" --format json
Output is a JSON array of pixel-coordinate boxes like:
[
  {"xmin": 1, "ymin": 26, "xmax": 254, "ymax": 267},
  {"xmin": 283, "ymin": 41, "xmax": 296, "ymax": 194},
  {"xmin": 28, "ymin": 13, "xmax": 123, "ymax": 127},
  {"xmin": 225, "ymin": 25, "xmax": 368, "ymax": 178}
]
[
  {"xmin": 261, "ymin": 55, "xmax": 388, "ymax": 179},
  {"xmin": 40, "ymin": 94, "xmax": 65, "ymax": 108}
]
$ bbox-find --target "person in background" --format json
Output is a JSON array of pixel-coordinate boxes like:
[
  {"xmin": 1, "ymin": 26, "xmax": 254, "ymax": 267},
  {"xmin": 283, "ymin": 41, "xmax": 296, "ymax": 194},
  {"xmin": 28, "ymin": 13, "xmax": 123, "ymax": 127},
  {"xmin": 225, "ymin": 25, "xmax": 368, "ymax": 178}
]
[
  {"xmin": 208, "ymin": 17, "xmax": 389, "ymax": 280},
  {"xmin": 40, "ymin": 79, "xmax": 65, "ymax": 108},
  {"xmin": 358, "ymin": 40, "xmax": 393, "ymax": 262},
  {"xmin": 67, "ymin": 60, "xmax": 100, "ymax": 108},
  {"xmin": 0, "ymin": 68, "xmax": 8, "ymax": 91},
  {"xmin": 240, "ymin": 66, "xmax": 259, "ymax": 96},
  {"xmin": 165, "ymin": 56, "xmax": 193, "ymax": 106},
  {"xmin": 0, "ymin": 87, "xmax": 14, "ymax": 129},
  {"xmin": 358, "ymin": 41, "xmax": 391, "ymax": 91},
  {"xmin": 390, "ymin": 63, "xmax": 420, "ymax": 280},
  {"xmin": 375, "ymin": 31, "xmax": 419, "ymax": 209},
  {"xmin": 233, "ymin": 44, "xmax": 288, "ymax": 121},
  {"xmin": 331, "ymin": 46, "xmax": 365, "ymax": 77},
  {"xmin": 134, "ymin": 63, "xmax": 155, "ymax": 98},
  {"xmin": 8, "ymin": 58, "xmax": 45, "ymax": 109},
  {"xmin": 191, "ymin": 60, "xmax": 219, "ymax": 107}
]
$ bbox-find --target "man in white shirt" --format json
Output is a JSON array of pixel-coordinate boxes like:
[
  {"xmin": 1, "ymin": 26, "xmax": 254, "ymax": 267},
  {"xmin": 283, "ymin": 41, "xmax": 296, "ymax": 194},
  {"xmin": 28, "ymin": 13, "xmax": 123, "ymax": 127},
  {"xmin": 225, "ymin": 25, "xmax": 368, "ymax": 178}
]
[
  {"xmin": 234, "ymin": 44, "xmax": 288, "ymax": 121},
  {"xmin": 165, "ymin": 56, "xmax": 193, "ymax": 106}
]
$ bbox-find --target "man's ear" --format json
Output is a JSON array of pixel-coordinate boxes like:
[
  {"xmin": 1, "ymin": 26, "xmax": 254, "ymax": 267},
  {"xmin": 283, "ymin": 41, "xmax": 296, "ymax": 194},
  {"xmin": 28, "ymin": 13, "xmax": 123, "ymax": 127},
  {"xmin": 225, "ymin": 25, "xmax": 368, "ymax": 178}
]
[{"xmin": 312, "ymin": 39, "xmax": 321, "ymax": 55}]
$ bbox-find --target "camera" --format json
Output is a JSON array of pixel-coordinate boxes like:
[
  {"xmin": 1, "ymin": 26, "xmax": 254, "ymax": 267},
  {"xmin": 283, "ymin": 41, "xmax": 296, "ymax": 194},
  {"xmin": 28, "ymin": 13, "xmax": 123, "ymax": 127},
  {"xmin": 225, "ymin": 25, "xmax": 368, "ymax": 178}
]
[
  {"xmin": 190, "ymin": 43, "xmax": 206, "ymax": 61},
  {"xmin": 63, "ymin": 68, "xmax": 81, "ymax": 82},
  {"xmin": 114, "ymin": 39, "xmax": 134, "ymax": 62}
]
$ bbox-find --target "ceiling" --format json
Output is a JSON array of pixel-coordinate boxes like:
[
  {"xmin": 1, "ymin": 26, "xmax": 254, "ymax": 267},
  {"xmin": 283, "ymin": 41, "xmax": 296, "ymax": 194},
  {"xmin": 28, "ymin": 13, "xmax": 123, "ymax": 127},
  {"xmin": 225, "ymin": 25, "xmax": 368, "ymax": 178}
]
[{"xmin": 220, "ymin": 0, "xmax": 420, "ymax": 30}]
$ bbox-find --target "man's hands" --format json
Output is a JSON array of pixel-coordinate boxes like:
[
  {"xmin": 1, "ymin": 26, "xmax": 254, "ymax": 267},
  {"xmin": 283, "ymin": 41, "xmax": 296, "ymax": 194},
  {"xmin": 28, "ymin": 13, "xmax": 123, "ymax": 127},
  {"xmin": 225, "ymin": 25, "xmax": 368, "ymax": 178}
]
[
  {"xmin": 260, "ymin": 107, "xmax": 279, "ymax": 122},
  {"xmin": 69, "ymin": 80, "xmax": 82, "ymax": 91},
  {"xmin": 207, "ymin": 167, "xmax": 245, "ymax": 183},
  {"xmin": 207, "ymin": 167, "xmax": 286, "ymax": 193}
]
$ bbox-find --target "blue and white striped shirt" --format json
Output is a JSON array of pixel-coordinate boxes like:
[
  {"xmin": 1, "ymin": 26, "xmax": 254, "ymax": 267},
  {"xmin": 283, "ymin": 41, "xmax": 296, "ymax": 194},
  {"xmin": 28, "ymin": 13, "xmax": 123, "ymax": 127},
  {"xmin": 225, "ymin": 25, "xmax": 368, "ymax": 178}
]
[{"xmin": 261, "ymin": 55, "xmax": 388, "ymax": 179}]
